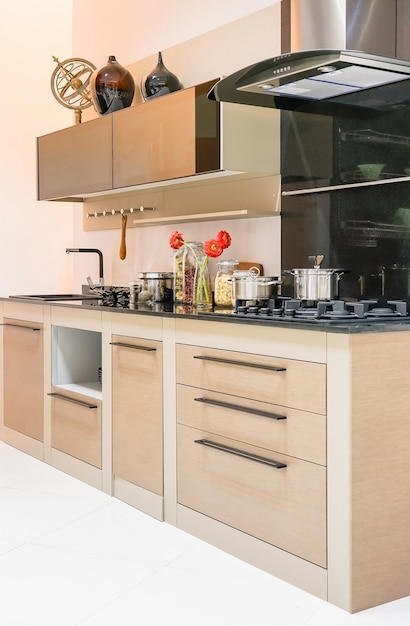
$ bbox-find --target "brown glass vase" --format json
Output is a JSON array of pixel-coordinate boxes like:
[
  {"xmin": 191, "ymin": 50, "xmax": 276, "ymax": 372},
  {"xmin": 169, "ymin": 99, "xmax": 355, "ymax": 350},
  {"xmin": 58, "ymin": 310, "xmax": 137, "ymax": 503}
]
[{"xmin": 90, "ymin": 55, "xmax": 135, "ymax": 115}]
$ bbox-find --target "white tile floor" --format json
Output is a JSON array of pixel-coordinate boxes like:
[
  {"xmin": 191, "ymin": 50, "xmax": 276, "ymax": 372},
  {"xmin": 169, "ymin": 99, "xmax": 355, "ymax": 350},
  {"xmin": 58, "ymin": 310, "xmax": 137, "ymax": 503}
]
[{"xmin": 1, "ymin": 440, "xmax": 410, "ymax": 626}]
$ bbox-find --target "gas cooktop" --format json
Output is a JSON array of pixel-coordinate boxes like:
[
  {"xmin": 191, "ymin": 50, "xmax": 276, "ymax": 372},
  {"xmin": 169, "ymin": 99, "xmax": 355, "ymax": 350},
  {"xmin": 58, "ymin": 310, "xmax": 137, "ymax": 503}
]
[{"xmin": 206, "ymin": 298, "xmax": 410, "ymax": 325}]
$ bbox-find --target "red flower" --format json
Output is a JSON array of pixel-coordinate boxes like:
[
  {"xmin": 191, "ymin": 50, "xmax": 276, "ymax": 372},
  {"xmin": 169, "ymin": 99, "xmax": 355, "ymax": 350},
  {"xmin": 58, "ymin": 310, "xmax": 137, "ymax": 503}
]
[
  {"xmin": 216, "ymin": 230, "xmax": 231, "ymax": 250},
  {"xmin": 204, "ymin": 238, "xmax": 224, "ymax": 258},
  {"xmin": 169, "ymin": 230, "xmax": 184, "ymax": 249}
]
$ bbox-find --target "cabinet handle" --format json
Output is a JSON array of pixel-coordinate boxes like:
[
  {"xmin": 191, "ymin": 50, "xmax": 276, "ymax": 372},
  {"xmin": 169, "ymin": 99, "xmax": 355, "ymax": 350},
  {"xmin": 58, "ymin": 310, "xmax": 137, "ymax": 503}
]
[
  {"xmin": 194, "ymin": 396, "xmax": 286, "ymax": 420},
  {"xmin": 47, "ymin": 392, "xmax": 98, "ymax": 409},
  {"xmin": 193, "ymin": 355, "xmax": 286, "ymax": 372},
  {"xmin": 195, "ymin": 439, "xmax": 286, "ymax": 469},
  {"xmin": 1, "ymin": 323, "xmax": 41, "ymax": 331},
  {"xmin": 110, "ymin": 341, "xmax": 156, "ymax": 351}
]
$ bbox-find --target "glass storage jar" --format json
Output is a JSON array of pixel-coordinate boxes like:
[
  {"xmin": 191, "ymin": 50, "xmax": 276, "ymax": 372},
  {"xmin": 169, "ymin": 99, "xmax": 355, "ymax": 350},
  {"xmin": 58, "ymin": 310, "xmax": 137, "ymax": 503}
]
[
  {"xmin": 214, "ymin": 259, "xmax": 239, "ymax": 307},
  {"xmin": 173, "ymin": 242, "xmax": 204, "ymax": 305}
]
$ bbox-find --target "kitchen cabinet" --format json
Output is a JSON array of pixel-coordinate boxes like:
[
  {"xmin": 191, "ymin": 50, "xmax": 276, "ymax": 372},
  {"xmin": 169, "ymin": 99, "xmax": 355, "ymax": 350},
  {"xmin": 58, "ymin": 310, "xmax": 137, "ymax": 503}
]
[
  {"xmin": 176, "ymin": 343, "xmax": 327, "ymax": 567},
  {"xmin": 37, "ymin": 116, "xmax": 112, "ymax": 201},
  {"xmin": 3, "ymin": 299, "xmax": 410, "ymax": 614},
  {"xmin": 37, "ymin": 79, "xmax": 279, "ymax": 208},
  {"xmin": 111, "ymin": 334, "xmax": 163, "ymax": 500},
  {"xmin": 48, "ymin": 308, "xmax": 104, "ymax": 489},
  {"xmin": 2, "ymin": 316, "xmax": 44, "ymax": 442}
]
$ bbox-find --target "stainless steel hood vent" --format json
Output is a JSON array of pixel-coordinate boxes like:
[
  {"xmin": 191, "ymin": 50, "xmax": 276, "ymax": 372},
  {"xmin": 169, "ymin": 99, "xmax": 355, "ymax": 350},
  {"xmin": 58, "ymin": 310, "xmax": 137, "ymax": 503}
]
[{"xmin": 208, "ymin": 49, "xmax": 410, "ymax": 117}]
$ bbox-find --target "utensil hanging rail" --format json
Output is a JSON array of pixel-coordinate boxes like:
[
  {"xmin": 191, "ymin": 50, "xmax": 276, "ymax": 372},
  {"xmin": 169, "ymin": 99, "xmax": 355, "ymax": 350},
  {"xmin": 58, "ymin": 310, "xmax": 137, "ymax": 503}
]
[{"xmin": 86, "ymin": 206, "xmax": 156, "ymax": 218}]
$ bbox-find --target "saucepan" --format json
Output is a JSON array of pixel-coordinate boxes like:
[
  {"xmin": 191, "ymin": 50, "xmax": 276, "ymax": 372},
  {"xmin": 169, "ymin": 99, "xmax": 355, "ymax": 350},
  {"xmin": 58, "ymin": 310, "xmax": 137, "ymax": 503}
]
[{"xmin": 231, "ymin": 267, "xmax": 281, "ymax": 302}]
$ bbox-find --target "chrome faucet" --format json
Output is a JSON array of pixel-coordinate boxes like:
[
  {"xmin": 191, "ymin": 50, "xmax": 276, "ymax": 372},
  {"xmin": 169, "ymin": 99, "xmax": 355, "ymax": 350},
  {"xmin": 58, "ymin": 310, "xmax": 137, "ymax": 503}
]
[{"xmin": 65, "ymin": 248, "xmax": 104, "ymax": 287}]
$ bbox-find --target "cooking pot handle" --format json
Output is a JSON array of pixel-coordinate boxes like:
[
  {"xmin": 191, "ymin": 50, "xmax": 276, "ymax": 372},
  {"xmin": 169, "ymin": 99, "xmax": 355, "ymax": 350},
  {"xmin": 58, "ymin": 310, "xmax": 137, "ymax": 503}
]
[
  {"xmin": 256, "ymin": 279, "xmax": 283, "ymax": 286},
  {"xmin": 282, "ymin": 269, "xmax": 295, "ymax": 276}
]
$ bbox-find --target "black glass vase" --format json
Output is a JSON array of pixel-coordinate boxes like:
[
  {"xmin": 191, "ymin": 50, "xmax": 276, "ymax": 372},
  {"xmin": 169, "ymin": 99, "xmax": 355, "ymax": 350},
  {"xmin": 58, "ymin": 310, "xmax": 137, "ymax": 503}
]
[
  {"xmin": 140, "ymin": 51, "xmax": 182, "ymax": 101},
  {"xmin": 90, "ymin": 55, "xmax": 135, "ymax": 115}
]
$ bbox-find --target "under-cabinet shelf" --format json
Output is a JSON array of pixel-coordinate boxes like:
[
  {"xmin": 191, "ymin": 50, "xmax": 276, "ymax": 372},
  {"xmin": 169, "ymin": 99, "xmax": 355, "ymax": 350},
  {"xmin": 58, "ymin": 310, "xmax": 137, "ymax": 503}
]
[{"xmin": 340, "ymin": 129, "xmax": 410, "ymax": 147}]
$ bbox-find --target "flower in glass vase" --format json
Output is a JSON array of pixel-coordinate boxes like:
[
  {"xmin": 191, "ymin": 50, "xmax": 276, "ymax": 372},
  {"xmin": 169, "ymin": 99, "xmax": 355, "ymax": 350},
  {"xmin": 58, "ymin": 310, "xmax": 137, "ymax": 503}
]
[{"xmin": 169, "ymin": 229, "xmax": 232, "ymax": 307}]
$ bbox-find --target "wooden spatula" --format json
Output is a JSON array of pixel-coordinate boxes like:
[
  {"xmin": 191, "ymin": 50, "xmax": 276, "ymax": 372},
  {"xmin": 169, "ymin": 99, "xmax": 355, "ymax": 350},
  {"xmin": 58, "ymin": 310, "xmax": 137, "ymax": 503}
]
[{"xmin": 119, "ymin": 214, "xmax": 127, "ymax": 260}]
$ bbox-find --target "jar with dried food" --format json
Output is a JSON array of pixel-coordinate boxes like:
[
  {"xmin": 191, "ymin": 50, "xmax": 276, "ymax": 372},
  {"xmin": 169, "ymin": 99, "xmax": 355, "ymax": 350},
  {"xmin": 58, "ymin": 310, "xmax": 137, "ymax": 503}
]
[{"xmin": 214, "ymin": 259, "xmax": 239, "ymax": 307}]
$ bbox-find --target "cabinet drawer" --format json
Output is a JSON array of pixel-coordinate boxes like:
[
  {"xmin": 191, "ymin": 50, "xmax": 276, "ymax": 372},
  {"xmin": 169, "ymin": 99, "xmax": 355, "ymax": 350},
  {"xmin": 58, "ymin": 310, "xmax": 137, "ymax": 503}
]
[
  {"xmin": 177, "ymin": 384, "xmax": 326, "ymax": 466},
  {"xmin": 177, "ymin": 424, "xmax": 327, "ymax": 567},
  {"xmin": 50, "ymin": 390, "xmax": 102, "ymax": 468},
  {"xmin": 176, "ymin": 344, "xmax": 326, "ymax": 414}
]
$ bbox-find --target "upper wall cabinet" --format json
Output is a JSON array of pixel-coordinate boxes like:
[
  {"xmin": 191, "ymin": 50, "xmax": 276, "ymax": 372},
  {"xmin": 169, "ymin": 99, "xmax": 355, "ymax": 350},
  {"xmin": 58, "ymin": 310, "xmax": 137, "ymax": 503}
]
[
  {"xmin": 37, "ymin": 79, "xmax": 279, "ymax": 202},
  {"xmin": 37, "ymin": 116, "xmax": 112, "ymax": 201}
]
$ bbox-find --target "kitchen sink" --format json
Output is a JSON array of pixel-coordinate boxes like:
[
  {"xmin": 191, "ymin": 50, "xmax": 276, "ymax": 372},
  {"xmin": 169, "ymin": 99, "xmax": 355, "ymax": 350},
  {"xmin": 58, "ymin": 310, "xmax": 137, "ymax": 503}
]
[{"xmin": 10, "ymin": 293, "xmax": 102, "ymax": 301}]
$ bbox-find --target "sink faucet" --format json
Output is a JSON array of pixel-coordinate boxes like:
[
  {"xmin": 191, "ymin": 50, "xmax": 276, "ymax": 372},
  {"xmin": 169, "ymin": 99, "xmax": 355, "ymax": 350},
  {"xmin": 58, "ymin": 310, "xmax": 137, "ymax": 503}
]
[{"xmin": 65, "ymin": 248, "xmax": 104, "ymax": 287}]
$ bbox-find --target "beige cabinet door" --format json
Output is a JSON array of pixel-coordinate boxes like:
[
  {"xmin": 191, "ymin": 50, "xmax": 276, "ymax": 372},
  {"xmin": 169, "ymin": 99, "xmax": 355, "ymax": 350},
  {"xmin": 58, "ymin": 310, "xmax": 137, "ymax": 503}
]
[
  {"xmin": 112, "ymin": 80, "xmax": 219, "ymax": 188},
  {"xmin": 37, "ymin": 116, "xmax": 112, "ymax": 200},
  {"xmin": 3, "ymin": 319, "xmax": 44, "ymax": 441},
  {"xmin": 112, "ymin": 335, "xmax": 163, "ymax": 495}
]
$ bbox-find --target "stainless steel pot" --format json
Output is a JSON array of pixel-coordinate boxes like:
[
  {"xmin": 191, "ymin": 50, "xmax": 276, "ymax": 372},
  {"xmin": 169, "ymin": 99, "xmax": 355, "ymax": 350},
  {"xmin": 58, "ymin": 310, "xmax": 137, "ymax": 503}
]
[
  {"xmin": 231, "ymin": 268, "xmax": 281, "ymax": 302},
  {"xmin": 138, "ymin": 272, "xmax": 174, "ymax": 302},
  {"xmin": 285, "ymin": 268, "xmax": 347, "ymax": 300}
]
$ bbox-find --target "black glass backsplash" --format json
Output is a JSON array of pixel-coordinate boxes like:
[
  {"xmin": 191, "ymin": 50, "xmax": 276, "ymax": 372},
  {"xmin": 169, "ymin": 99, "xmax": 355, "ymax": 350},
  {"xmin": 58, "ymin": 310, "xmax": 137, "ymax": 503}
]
[{"xmin": 281, "ymin": 107, "xmax": 410, "ymax": 301}]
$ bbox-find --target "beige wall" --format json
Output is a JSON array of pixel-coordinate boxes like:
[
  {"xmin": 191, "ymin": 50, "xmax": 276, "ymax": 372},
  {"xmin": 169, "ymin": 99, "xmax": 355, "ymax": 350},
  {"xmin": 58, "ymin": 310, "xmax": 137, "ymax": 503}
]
[
  {"xmin": 0, "ymin": 1, "xmax": 282, "ymax": 296},
  {"xmin": 69, "ymin": 1, "xmax": 282, "ymax": 288},
  {"xmin": 0, "ymin": 1, "xmax": 74, "ymax": 296}
]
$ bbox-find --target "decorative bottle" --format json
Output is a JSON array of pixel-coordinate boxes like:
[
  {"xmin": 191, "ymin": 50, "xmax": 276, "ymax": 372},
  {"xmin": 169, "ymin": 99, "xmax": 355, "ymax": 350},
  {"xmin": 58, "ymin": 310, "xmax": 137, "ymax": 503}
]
[
  {"xmin": 140, "ymin": 51, "xmax": 182, "ymax": 101},
  {"xmin": 90, "ymin": 55, "xmax": 135, "ymax": 115}
]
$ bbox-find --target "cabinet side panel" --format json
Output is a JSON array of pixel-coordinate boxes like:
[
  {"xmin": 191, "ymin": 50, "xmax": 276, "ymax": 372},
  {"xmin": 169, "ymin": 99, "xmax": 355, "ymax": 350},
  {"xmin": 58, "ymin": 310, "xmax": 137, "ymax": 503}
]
[{"xmin": 350, "ymin": 331, "xmax": 410, "ymax": 611}]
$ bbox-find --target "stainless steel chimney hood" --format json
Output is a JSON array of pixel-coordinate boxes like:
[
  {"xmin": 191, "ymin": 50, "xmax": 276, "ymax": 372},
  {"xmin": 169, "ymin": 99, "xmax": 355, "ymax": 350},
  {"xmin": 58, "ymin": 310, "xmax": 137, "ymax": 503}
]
[{"xmin": 208, "ymin": 49, "xmax": 410, "ymax": 117}]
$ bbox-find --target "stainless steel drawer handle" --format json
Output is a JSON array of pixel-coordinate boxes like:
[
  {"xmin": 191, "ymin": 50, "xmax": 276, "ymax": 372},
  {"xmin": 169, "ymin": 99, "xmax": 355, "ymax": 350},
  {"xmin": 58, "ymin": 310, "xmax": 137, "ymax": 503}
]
[
  {"xmin": 1, "ymin": 323, "xmax": 41, "ymax": 331},
  {"xmin": 110, "ymin": 341, "xmax": 156, "ymax": 351},
  {"xmin": 194, "ymin": 396, "xmax": 286, "ymax": 420},
  {"xmin": 193, "ymin": 355, "xmax": 286, "ymax": 372},
  {"xmin": 194, "ymin": 438, "xmax": 287, "ymax": 469},
  {"xmin": 47, "ymin": 392, "xmax": 98, "ymax": 409}
]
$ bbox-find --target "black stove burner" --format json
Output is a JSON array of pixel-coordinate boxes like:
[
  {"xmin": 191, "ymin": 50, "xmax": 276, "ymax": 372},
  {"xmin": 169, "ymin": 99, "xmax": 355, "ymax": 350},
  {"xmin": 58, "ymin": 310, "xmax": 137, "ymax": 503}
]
[{"xmin": 231, "ymin": 297, "xmax": 409, "ymax": 324}]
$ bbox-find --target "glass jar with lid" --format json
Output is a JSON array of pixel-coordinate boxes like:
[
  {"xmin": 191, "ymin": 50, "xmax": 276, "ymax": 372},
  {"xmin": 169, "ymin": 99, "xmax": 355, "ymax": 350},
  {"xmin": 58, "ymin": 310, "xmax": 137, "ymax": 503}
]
[
  {"xmin": 214, "ymin": 259, "xmax": 239, "ymax": 307},
  {"xmin": 173, "ymin": 242, "xmax": 204, "ymax": 304}
]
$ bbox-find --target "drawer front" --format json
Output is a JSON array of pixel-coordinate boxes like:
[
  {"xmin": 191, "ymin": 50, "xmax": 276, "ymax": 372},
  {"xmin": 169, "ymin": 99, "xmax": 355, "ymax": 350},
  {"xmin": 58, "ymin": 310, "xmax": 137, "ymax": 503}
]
[
  {"xmin": 177, "ymin": 384, "xmax": 326, "ymax": 466},
  {"xmin": 176, "ymin": 344, "xmax": 326, "ymax": 414},
  {"xmin": 50, "ymin": 391, "xmax": 102, "ymax": 468},
  {"xmin": 177, "ymin": 424, "xmax": 327, "ymax": 567}
]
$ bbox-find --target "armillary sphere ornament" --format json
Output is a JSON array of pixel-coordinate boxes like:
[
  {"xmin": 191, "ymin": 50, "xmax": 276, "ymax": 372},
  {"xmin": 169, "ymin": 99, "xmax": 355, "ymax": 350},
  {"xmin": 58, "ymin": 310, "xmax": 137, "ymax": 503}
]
[{"xmin": 51, "ymin": 56, "xmax": 97, "ymax": 124}]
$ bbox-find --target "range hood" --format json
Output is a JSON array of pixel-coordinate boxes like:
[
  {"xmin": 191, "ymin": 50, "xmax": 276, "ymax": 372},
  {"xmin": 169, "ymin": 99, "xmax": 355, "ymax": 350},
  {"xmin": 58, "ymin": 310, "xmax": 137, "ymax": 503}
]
[
  {"xmin": 208, "ymin": 49, "xmax": 410, "ymax": 117},
  {"xmin": 209, "ymin": 0, "xmax": 410, "ymax": 117}
]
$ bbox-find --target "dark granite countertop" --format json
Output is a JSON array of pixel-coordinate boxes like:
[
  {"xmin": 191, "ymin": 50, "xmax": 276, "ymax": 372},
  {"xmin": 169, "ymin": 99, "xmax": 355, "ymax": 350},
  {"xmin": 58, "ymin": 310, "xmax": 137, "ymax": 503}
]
[{"xmin": 5, "ymin": 296, "xmax": 410, "ymax": 334}]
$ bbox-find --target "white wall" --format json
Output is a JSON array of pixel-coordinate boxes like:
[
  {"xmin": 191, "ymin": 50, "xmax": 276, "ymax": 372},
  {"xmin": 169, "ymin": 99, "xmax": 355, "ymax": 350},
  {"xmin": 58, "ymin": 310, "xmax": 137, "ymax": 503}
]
[
  {"xmin": 0, "ymin": 1, "xmax": 74, "ymax": 296},
  {"xmin": 68, "ymin": 1, "xmax": 282, "ymax": 289}
]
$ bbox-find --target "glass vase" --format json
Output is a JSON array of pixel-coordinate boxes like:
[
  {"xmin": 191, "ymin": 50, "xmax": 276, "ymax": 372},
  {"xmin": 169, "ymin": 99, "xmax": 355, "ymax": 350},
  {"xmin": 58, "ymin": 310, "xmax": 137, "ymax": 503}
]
[
  {"xmin": 90, "ymin": 55, "xmax": 135, "ymax": 115},
  {"xmin": 140, "ymin": 51, "xmax": 182, "ymax": 101},
  {"xmin": 194, "ymin": 253, "xmax": 212, "ymax": 310}
]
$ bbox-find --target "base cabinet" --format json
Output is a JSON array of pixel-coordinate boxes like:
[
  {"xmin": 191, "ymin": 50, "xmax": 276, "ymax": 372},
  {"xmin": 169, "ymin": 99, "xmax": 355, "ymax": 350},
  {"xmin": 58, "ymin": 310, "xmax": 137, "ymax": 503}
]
[
  {"xmin": 3, "ymin": 318, "xmax": 44, "ymax": 441},
  {"xmin": 176, "ymin": 342, "xmax": 327, "ymax": 568},
  {"xmin": 112, "ymin": 335, "xmax": 163, "ymax": 496}
]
